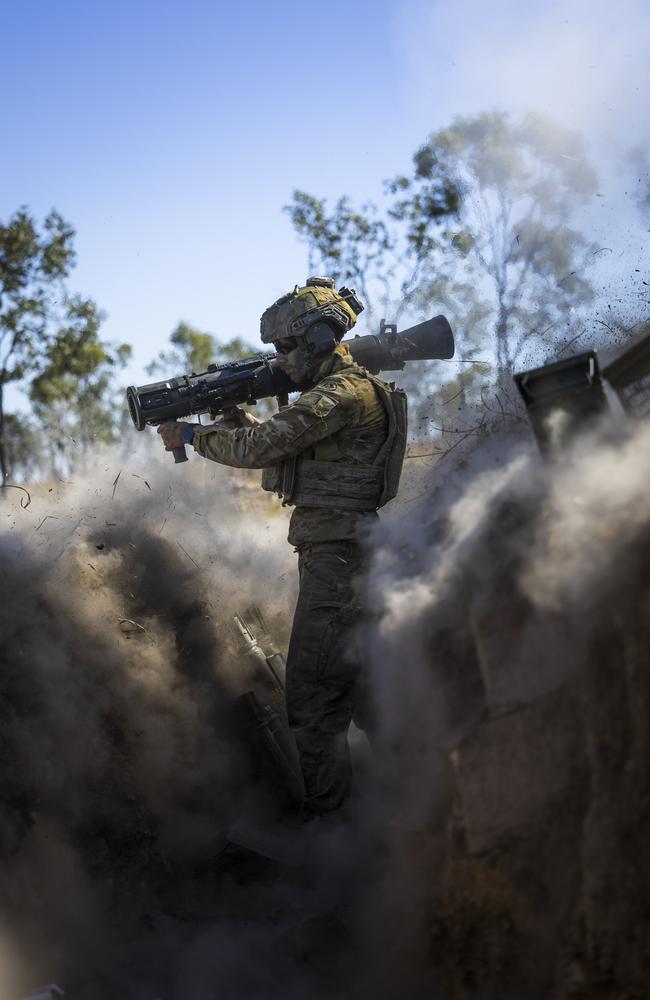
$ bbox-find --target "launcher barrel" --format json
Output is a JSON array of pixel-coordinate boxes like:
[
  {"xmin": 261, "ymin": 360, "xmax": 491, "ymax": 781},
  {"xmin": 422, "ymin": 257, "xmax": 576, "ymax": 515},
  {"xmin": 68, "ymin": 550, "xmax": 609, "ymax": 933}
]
[{"xmin": 126, "ymin": 314, "xmax": 455, "ymax": 432}]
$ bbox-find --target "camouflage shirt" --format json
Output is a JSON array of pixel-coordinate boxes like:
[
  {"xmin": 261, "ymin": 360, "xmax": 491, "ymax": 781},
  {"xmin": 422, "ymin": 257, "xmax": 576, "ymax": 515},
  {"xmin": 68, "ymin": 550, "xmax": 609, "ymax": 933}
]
[{"xmin": 192, "ymin": 344, "xmax": 389, "ymax": 545}]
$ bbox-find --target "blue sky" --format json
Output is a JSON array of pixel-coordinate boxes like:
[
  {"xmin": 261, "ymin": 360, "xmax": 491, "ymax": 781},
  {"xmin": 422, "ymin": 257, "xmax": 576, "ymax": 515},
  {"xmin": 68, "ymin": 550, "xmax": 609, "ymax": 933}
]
[{"xmin": 2, "ymin": 0, "xmax": 649, "ymax": 401}]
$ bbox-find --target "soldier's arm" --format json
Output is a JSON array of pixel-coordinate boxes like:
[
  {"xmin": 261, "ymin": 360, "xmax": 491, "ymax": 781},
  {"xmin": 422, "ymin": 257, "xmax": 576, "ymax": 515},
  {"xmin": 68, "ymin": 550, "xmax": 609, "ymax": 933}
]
[{"xmin": 192, "ymin": 384, "xmax": 355, "ymax": 469}]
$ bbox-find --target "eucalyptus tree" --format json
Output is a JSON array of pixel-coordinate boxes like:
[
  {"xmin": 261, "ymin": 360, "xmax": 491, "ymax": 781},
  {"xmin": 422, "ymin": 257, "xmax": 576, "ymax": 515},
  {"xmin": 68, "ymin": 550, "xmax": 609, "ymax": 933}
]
[
  {"xmin": 0, "ymin": 208, "xmax": 130, "ymax": 482},
  {"xmin": 286, "ymin": 112, "xmax": 598, "ymax": 375}
]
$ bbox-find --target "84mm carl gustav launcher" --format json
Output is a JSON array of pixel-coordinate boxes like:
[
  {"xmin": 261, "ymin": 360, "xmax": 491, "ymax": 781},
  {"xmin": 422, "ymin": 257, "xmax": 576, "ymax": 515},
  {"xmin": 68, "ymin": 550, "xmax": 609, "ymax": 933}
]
[{"xmin": 126, "ymin": 314, "xmax": 455, "ymax": 463}]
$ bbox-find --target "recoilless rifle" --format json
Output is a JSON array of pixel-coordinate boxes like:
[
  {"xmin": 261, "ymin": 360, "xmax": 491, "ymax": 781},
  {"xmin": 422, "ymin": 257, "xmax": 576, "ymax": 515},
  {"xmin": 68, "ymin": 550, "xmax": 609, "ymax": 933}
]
[{"xmin": 126, "ymin": 315, "xmax": 455, "ymax": 462}]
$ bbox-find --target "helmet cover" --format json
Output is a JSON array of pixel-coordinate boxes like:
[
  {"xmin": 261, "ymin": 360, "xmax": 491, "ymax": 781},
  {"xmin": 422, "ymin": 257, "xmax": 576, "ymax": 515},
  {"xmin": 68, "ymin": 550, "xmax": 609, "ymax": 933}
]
[{"xmin": 260, "ymin": 277, "xmax": 361, "ymax": 345}]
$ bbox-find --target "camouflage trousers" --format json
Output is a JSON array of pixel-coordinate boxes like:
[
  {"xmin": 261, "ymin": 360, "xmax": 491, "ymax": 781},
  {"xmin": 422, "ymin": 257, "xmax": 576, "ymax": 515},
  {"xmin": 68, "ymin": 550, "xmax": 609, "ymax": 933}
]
[{"xmin": 285, "ymin": 539, "xmax": 370, "ymax": 818}]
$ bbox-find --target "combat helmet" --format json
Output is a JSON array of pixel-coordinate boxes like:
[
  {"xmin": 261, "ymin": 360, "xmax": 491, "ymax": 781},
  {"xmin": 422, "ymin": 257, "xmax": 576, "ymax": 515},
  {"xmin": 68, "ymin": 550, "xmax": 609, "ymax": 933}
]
[{"xmin": 260, "ymin": 277, "xmax": 364, "ymax": 347}]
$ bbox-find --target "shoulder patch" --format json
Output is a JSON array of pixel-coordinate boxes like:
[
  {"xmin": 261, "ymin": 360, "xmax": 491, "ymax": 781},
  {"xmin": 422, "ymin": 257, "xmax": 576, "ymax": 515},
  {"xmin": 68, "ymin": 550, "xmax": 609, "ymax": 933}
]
[{"xmin": 313, "ymin": 395, "xmax": 338, "ymax": 418}]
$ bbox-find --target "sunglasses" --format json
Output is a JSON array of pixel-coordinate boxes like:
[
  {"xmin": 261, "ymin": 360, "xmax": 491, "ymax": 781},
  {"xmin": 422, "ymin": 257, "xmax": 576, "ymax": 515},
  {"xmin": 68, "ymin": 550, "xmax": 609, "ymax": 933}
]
[{"xmin": 275, "ymin": 337, "xmax": 299, "ymax": 355}]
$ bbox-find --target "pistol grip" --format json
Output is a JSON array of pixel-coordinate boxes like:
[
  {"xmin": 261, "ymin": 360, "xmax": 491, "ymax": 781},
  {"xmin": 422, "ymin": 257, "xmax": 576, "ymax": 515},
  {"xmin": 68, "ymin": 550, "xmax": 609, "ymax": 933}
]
[{"xmin": 172, "ymin": 445, "xmax": 188, "ymax": 463}]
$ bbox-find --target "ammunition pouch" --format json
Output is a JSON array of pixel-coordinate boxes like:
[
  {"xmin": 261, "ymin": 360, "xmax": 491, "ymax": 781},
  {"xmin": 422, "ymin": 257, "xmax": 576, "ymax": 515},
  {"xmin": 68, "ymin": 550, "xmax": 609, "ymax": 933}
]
[
  {"xmin": 292, "ymin": 460, "xmax": 384, "ymax": 511},
  {"xmin": 261, "ymin": 457, "xmax": 297, "ymax": 504},
  {"xmin": 261, "ymin": 458, "xmax": 383, "ymax": 510}
]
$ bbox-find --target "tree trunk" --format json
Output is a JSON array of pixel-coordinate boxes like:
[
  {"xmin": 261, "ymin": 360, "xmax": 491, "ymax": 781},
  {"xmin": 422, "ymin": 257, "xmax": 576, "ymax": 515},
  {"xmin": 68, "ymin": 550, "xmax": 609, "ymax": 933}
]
[
  {"xmin": 495, "ymin": 302, "xmax": 511, "ymax": 374},
  {"xmin": 0, "ymin": 379, "xmax": 8, "ymax": 486}
]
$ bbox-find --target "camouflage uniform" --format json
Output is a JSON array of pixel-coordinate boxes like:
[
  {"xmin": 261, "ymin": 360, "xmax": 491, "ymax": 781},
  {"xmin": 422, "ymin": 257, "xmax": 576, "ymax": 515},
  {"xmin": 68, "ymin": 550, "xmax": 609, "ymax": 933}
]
[{"xmin": 191, "ymin": 342, "xmax": 394, "ymax": 815}]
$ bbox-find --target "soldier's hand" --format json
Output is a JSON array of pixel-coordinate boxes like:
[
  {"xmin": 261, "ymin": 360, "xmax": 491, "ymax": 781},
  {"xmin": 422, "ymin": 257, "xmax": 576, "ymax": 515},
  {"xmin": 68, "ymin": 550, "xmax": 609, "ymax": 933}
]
[
  {"xmin": 157, "ymin": 421, "xmax": 192, "ymax": 450},
  {"xmin": 220, "ymin": 407, "xmax": 261, "ymax": 429}
]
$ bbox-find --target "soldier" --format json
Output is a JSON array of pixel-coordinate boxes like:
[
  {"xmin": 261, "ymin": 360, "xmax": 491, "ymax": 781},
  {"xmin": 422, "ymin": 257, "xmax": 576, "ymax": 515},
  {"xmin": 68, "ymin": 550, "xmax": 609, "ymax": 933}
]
[{"xmin": 158, "ymin": 277, "xmax": 407, "ymax": 818}]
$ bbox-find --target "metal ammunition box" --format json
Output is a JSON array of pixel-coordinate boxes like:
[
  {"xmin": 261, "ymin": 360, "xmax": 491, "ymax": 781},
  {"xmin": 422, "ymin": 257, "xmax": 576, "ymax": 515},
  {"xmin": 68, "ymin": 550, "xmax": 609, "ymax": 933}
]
[
  {"xmin": 602, "ymin": 324, "xmax": 650, "ymax": 418},
  {"xmin": 514, "ymin": 351, "xmax": 610, "ymax": 454}
]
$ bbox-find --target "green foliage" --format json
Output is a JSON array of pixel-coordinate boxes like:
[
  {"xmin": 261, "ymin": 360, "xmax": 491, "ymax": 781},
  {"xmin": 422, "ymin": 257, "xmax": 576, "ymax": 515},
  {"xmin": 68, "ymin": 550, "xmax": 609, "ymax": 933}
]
[
  {"xmin": 29, "ymin": 297, "xmax": 132, "ymax": 476},
  {"xmin": 285, "ymin": 192, "xmax": 400, "ymax": 323},
  {"xmin": 0, "ymin": 209, "xmax": 75, "ymax": 386},
  {"xmin": 285, "ymin": 111, "xmax": 599, "ymax": 375},
  {"xmin": 1, "ymin": 413, "xmax": 45, "ymax": 482},
  {"xmin": 399, "ymin": 112, "xmax": 598, "ymax": 370},
  {"xmin": 147, "ymin": 321, "xmax": 260, "ymax": 377},
  {"xmin": 0, "ymin": 207, "xmax": 129, "ymax": 483}
]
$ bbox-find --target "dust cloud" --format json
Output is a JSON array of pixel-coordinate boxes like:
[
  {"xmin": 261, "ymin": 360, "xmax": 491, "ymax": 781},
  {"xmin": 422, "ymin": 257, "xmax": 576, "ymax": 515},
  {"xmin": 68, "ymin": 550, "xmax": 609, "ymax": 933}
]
[
  {"xmin": 354, "ymin": 410, "xmax": 650, "ymax": 997},
  {"xmin": 1, "ymin": 406, "xmax": 649, "ymax": 997},
  {"xmin": 0, "ymin": 447, "xmax": 302, "ymax": 997}
]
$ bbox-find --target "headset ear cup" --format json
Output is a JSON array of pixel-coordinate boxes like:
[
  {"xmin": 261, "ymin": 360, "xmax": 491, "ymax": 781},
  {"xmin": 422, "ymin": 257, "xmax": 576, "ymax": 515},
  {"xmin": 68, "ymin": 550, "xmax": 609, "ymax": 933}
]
[{"xmin": 304, "ymin": 321, "xmax": 338, "ymax": 356}]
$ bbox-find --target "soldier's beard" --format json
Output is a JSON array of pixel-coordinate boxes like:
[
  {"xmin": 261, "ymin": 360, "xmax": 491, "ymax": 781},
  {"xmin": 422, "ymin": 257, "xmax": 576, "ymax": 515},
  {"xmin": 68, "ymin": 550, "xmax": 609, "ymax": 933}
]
[{"xmin": 282, "ymin": 343, "xmax": 323, "ymax": 385}]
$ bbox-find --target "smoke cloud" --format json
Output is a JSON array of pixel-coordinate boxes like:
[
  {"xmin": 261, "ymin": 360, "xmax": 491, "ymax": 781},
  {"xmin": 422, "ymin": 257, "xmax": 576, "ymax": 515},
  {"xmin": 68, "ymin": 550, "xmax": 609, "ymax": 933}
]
[
  {"xmin": 396, "ymin": 0, "xmax": 650, "ymax": 146},
  {"xmin": 0, "ymin": 448, "xmax": 304, "ymax": 996},
  {"xmin": 2, "ymin": 407, "xmax": 650, "ymax": 997},
  {"xmin": 353, "ymin": 411, "xmax": 650, "ymax": 997}
]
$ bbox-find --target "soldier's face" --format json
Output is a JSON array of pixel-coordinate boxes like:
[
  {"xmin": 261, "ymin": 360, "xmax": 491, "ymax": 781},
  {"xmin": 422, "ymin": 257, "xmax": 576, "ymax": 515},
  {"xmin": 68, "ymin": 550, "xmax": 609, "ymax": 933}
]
[{"xmin": 275, "ymin": 338, "xmax": 314, "ymax": 384}]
